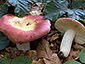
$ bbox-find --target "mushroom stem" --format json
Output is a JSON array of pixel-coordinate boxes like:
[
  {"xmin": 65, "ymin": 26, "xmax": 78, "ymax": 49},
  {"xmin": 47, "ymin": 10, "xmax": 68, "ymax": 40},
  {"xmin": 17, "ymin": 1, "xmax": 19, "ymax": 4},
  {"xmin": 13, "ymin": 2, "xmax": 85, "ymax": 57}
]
[
  {"xmin": 16, "ymin": 42, "xmax": 30, "ymax": 52},
  {"xmin": 60, "ymin": 29, "xmax": 75, "ymax": 57}
]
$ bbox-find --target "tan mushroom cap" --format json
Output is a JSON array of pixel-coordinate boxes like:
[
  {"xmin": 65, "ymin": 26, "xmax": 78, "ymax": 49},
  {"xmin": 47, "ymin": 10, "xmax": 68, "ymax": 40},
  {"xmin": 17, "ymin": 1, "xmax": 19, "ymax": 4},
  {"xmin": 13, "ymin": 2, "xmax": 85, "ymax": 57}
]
[{"xmin": 55, "ymin": 17, "xmax": 85, "ymax": 44}]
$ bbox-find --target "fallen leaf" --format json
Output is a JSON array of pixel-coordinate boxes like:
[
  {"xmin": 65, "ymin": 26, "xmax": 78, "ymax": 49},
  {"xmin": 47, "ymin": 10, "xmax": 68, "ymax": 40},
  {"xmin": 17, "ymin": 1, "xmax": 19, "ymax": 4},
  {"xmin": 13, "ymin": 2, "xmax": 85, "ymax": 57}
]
[
  {"xmin": 30, "ymin": 3, "xmax": 45, "ymax": 15},
  {"xmin": 36, "ymin": 39, "xmax": 62, "ymax": 64},
  {"xmin": 47, "ymin": 31, "xmax": 60, "ymax": 41},
  {"xmin": 65, "ymin": 49, "xmax": 80, "ymax": 62},
  {"xmin": 51, "ymin": 34, "xmax": 60, "ymax": 40},
  {"xmin": 32, "ymin": 59, "xmax": 44, "ymax": 64},
  {"xmin": 43, "ymin": 58, "xmax": 51, "ymax": 64},
  {"xmin": 47, "ymin": 33, "xmax": 60, "ymax": 41},
  {"xmin": 32, "ymin": 61, "xmax": 38, "ymax": 64},
  {"xmin": 1, "ymin": 47, "xmax": 24, "ymax": 59},
  {"xmin": 51, "ymin": 53, "xmax": 62, "ymax": 64},
  {"xmin": 43, "ymin": 53, "xmax": 61, "ymax": 64},
  {"xmin": 26, "ymin": 50, "xmax": 38, "ymax": 61},
  {"xmin": 38, "ymin": 59, "xmax": 44, "ymax": 64},
  {"xmin": 73, "ymin": 43, "xmax": 84, "ymax": 50},
  {"xmin": 50, "ymin": 42, "xmax": 59, "ymax": 53},
  {"xmin": 47, "ymin": 36, "xmax": 52, "ymax": 42},
  {"xmin": 48, "ymin": 30, "xmax": 58, "ymax": 36},
  {"xmin": 37, "ymin": 39, "xmax": 52, "ymax": 59},
  {"xmin": 56, "ymin": 40, "xmax": 61, "ymax": 45}
]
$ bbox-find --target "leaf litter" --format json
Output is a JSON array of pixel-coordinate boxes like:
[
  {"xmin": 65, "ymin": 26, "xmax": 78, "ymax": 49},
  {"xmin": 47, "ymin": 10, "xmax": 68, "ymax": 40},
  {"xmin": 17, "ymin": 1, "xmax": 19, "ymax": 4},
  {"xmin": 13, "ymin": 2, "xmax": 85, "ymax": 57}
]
[{"xmin": 0, "ymin": 1, "xmax": 85, "ymax": 64}]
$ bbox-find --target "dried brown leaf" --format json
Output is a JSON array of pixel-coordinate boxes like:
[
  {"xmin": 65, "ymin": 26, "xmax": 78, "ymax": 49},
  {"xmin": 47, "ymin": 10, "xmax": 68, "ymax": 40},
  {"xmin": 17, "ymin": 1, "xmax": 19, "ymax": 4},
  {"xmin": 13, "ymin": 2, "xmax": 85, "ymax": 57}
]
[
  {"xmin": 51, "ymin": 53, "xmax": 61, "ymax": 64},
  {"xmin": 56, "ymin": 40, "xmax": 61, "ymax": 45},
  {"xmin": 43, "ymin": 58, "xmax": 51, "ymax": 64},
  {"xmin": 73, "ymin": 43, "xmax": 84, "ymax": 50},
  {"xmin": 65, "ymin": 49, "xmax": 80, "ymax": 62},
  {"xmin": 26, "ymin": 50, "xmax": 38, "ymax": 61},
  {"xmin": 32, "ymin": 61, "xmax": 38, "ymax": 64},
  {"xmin": 37, "ymin": 39, "xmax": 52, "ymax": 59},
  {"xmin": 47, "ymin": 36, "xmax": 52, "ymax": 41},
  {"xmin": 51, "ymin": 34, "xmax": 60, "ymax": 40},
  {"xmin": 1, "ymin": 47, "xmax": 24, "ymax": 59},
  {"xmin": 47, "ymin": 30, "xmax": 59, "ymax": 41},
  {"xmin": 30, "ymin": 3, "xmax": 45, "ymax": 15},
  {"xmin": 38, "ymin": 59, "xmax": 44, "ymax": 64},
  {"xmin": 47, "ymin": 33, "xmax": 60, "ymax": 41},
  {"xmin": 32, "ymin": 59, "xmax": 44, "ymax": 64},
  {"xmin": 43, "ymin": 53, "xmax": 62, "ymax": 64},
  {"xmin": 48, "ymin": 30, "xmax": 58, "ymax": 36}
]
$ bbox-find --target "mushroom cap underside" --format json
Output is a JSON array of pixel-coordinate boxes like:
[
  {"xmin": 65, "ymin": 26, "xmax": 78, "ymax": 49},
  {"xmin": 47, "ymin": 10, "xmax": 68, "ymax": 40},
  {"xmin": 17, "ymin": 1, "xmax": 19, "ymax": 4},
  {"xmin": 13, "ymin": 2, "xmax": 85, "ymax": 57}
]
[{"xmin": 55, "ymin": 17, "xmax": 85, "ymax": 44}]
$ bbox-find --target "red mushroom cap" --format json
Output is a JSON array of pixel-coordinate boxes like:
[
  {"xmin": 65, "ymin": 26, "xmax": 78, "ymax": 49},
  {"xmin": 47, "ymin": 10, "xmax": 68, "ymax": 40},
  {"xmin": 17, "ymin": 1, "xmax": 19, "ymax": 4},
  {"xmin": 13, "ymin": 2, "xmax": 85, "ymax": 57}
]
[{"xmin": 0, "ymin": 14, "xmax": 51, "ymax": 43}]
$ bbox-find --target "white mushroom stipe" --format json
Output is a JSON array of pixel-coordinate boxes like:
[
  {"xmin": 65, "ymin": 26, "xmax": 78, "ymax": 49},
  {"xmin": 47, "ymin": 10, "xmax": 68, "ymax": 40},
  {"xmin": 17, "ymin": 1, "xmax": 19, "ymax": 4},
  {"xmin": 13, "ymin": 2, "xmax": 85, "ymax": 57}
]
[
  {"xmin": 55, "ymin": 18, "xmax": 85, "ymax": 57},
  {"xmin": 16, "ymin": 42, "xmax": 30, "ymax": 52},
  {"xmin": 60, "ymin": 29, "xmax": 75, "ymax": 57}
]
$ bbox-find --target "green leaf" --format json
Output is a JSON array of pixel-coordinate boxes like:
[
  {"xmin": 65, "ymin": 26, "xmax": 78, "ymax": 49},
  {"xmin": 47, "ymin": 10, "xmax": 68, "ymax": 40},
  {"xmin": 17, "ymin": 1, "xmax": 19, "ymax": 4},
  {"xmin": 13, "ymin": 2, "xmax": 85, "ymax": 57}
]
[
  {"xmin": 71, "ymin": 0, "xmax": 85, "ymax": 8},
  {"xmin": 67, "ymin": 9, "xmax": 85, "ymax": 20},
  {"xmin": 43, "ymin": 0, "xmax": 68, "ymax": 21},
  {"xmin": 43, "ymin": 0, "xmax": 85, "ymax": 21},
  {"xmin": 11, "ymin": 56, "xmax": 33, "ymax": 64},
  {"xmin": 0, "ymin": 32, "xmax": 10, "ymax": 50},
  {"xmin": 2, "ymin": 56, "xmax": 11, "ymax": 64},
  {"xmin": 9, "ymin": 0, "xmax": 30, "ymax": 17},
  {"xmin": 74, "ymin": 9, "xmax": 85, "ymax": 19},
  {"xmin": 28, "ymin": 0, "xmax": 52, "ymax": 4},
  {"xmin": 82, "ymin": 20, "xmax": 85, "ymax": 23},
  {"xmin": 79, "ymin": 48, "xmax": 85, "ymax": 63},
  {"xmin": 64, "ymin": 60, "xmax": 81, "ymax": 64},
  {"xmin": 0, "ymin": 3, "xmax": 8, "ymax": 18}
]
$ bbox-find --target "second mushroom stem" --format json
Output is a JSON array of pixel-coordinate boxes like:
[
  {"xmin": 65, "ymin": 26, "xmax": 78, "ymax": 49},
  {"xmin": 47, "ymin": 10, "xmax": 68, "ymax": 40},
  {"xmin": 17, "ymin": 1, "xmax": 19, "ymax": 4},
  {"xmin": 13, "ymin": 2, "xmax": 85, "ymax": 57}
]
[
  {"xmin": 16, "ymin": 42, "xmax": 30, "ymax": 52},
  {"xmin": 60, "ymin": 29, "xmax": 75, "ymax": 57}
]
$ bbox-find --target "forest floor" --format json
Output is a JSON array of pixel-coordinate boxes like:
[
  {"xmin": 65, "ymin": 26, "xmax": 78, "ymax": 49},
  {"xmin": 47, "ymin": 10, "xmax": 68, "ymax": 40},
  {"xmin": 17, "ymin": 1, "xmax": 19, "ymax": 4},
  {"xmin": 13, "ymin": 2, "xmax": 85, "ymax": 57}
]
[{"xmin": 0, "ymin": 0, "xmax": 85, "ymax": 64}]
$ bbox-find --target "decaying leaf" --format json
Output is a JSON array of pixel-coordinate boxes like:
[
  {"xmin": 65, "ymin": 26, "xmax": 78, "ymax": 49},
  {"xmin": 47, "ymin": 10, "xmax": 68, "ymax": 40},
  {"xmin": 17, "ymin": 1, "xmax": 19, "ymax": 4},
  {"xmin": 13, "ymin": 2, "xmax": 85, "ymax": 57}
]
[
  {"xmin": 51, "ymin": 53, "xmax": 61, "ymax": 64},
  {"xmin": 43, "ymin": 58, "xmax": 51, "ymax": 64},
  {"xmin": 73, "ymin": 43, "xmax": 84, "ymax": 50},
  {"xmin": 50, "ymin": 42, "xmax": 59, "ymax": 53},
  {"xmin": 26, "ymin": 50, "xmax": 38, "ymax": 61},
  {"xmin": 47, "ymin": 30, "xmax": 60, "ymax": 41},
  {"xmin": 51, "ymin": 34, "xmax": 60, "ymax": 40},
  {"xmin": 37, "ymin": 39, "xmax": 61, "ymax": 64},
  {"xmin": 30, "ymin": 3, "xmax": 45, "ymax": 15},
  {"xmin": 38, "ymin": 59, "xmax": 44, "ymax": 64},
  {"xmin": 43, "ymin": 53, "xmax": 61, "ymax": 64},
  {"xmin": 37, "ymin": 39, "xmax": 52, "ymax": 59},
  {"xmin": 0, "ymin": 47, "xmax": 25, "ymax": 59},
  {"xmin": 65, "ymin": 49, "xmax": 80, "ymax": 62},
  {"xmin": 32, "ymin": 59, "xmax": 44, "ymax": 64},
  {"xmin": 56, "ymin": 40, "xmax": 61, "ymax": 45},
  {"xmin": 32, "ymin": 61, "xmax": 38, "ymax": 64}
]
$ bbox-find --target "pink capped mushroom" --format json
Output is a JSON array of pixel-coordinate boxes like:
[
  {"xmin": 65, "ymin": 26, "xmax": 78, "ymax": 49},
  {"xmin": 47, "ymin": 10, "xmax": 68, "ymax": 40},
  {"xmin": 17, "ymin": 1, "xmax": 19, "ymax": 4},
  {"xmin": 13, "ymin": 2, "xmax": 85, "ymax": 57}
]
[
  {"xmin": 55, "ymin": 18, "xmax": 85, "ymax": 57},
  {"xmin": 0, "ymin": 14, "xmax": 51, "ymax": 51}
]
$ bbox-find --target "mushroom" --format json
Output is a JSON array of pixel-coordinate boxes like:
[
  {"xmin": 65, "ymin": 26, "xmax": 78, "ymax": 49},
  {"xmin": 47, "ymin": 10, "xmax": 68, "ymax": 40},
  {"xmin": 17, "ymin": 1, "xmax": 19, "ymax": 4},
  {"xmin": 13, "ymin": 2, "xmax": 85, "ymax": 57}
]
[
  {"xmin": 0, "ymin": 14, "xmax": 51, "ymax": 51},
  {"xmin": 55, "ymin": 18, "xmax": 85, "ymax": 57}
]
